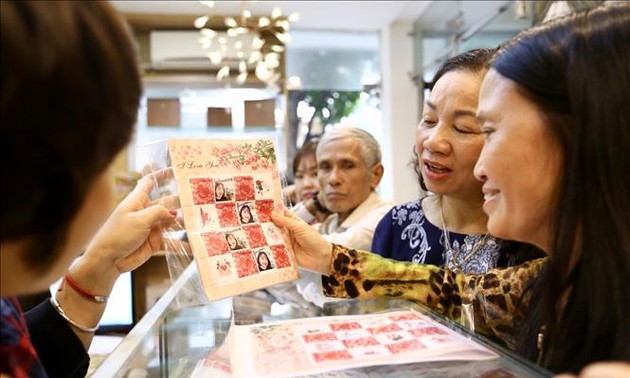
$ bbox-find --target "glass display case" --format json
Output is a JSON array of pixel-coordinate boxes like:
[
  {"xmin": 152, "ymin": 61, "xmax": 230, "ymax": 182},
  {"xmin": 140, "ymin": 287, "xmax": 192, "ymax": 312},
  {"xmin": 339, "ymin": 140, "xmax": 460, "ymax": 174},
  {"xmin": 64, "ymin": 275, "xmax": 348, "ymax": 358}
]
[{"xmin": 91, "ymin": 264, "xmax": 551, "ymax": 377}]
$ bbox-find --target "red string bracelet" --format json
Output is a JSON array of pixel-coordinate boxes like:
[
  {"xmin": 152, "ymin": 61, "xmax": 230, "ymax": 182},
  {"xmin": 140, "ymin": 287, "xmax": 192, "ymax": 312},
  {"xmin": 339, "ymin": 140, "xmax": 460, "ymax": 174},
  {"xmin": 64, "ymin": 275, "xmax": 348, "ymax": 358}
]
[{"xmin": 62, "ymin": 272, "xmax": 108, "ymax": 303}]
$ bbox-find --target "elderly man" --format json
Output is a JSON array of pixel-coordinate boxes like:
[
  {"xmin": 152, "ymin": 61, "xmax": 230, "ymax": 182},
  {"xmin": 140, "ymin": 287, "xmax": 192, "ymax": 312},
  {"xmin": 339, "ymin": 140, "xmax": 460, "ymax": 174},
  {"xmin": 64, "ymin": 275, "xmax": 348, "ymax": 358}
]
[
  {"xmin": 290, "ymin": 127, "xmax": 394, "ymax": 306},
  {"xmin": 293, "ymin": 127, "xmax": 393, "ymax": 249}
]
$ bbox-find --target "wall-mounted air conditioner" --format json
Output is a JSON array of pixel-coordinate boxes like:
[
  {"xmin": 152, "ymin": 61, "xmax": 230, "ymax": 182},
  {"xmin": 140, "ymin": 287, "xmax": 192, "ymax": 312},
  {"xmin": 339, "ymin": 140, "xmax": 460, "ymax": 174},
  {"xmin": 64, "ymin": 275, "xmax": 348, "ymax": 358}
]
[{"xmin": 149, "ymin": 30, "xmax": 256, "ymax": 70}]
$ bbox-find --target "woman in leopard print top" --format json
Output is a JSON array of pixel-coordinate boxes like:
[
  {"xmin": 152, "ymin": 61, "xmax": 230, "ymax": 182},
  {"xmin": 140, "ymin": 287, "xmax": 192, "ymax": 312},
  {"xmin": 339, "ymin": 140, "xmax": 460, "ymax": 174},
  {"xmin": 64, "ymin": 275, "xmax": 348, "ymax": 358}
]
[
  {"xmin": 325, "ymin": 244, "xmax": 546, "ymax": 350},
  {"xmin": 273, "ymin": 3, "xmax": 630, "ymax": 376}
]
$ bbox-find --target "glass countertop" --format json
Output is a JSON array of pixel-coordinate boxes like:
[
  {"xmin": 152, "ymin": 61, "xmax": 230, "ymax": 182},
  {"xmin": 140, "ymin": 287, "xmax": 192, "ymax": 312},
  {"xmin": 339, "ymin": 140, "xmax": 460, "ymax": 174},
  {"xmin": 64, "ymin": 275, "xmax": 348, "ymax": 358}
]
[{"xmin": 90, "ymin": 263, "xmax": 551, "ymax": 377}]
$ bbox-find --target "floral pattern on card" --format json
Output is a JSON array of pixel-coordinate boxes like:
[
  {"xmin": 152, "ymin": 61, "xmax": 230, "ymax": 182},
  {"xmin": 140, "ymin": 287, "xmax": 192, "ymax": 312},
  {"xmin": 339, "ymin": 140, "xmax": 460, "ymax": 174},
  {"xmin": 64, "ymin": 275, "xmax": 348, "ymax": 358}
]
[
  {"xmin": 189, "ymin": 178, "xmax": 215, "ymax": 205},
  {"xmin": 254, "ymin": 199, "xmax": 275, "ymax": 223},
  {"xmin": 201, "ymin": 231, "xmax": 229, "ymax": 256},
  {"xmin": 233, "ymin": 251, "xmax": 258, "ymax": 278},
  {"xmin": 341, "ymin": 337, "xmax": 380, "ymax": 349},
  {"xmin": 311, "ymin": 350, "xmax": 353, "ymax": 363},
  {"xmin": 230, "ymin": 309, "xmax": 498, "ymax": 377},
  {"xmin": 385, "ymin": 339, "xmax": 426, "ymax": 354},
  {"xmin": 243, "ymin": 224, "xmax": 267, "ymax": 249},
  {"xmin": 303, "ymin": 333, "xmax": 338, "ymax": 343},
  {"xmin": 262, "ymin": 224, "xmax": 284, "ymax": 245},
  {"xmin": 234, "ymin": 176, "xmax": 255, "ymax": 201},
  {"xmin": 195, "ymin": 205, "xmax": 220, "ymax": 230},
  {"xmin": 210, "ymin": 140, "xmax": 276, "ymax": 171},
  {"xmin": 367, "ymin": 323, "xmax": 403, "ymax": 335},
  {"xmin": 253, "ymin": 173, "xmax": 274, "ymax": 200},
  {"xmin": 408, "ymin": 327, "xmax": 448, "ymax": 337},
  {"xmin": 216, "ymin": 202, "xmax": 239, "ymax": 228},
  {"xmin": 329, "ymin": 322, "xmax": 362, "ymax": 332},
  {"xmin": 388, "ymin": 313, "xmax": 422, "ymax": 322},
  {"xmin": 209, "ymin": 255, "xmax": 238, "ymax": 282},
  {"xmin": 269, "ymin": 245, "xmax": 291, "ymax": 269},
  {"xmin": 168, "ymin": 138, "xmax": 299, "ymax": 302}
]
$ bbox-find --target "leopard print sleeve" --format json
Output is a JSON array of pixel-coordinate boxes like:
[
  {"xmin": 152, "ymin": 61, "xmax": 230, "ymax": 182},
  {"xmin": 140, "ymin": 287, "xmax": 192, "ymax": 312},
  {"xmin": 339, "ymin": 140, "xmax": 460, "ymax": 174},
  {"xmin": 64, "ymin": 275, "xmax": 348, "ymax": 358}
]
[{"xmin": 322, "ymin": 244, "xmax": 548, "ymax": 348}]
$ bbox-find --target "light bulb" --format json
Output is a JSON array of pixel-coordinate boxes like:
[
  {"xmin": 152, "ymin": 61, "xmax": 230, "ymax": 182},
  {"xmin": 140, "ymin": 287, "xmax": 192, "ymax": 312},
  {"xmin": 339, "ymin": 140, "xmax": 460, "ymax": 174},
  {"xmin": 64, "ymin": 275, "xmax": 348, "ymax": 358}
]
[
  {"xmin": 255, "ymin": 62, "xmax": 273, "ymax": 82},
  {"xmin": 237, "ymin": 72, "xmax": 248, "ymax": 84},
  {"xmin": 198, "ymin": 37, "xmax": 211, "ymax": 49},
  {"xmin": 217, "ymin": 65, "xmax": 230, "ymax": 81},
  {"xmin": 207, "ymin": 51, "xmax": 222, "ymax": 65},
  {"xmin": 271, "ymin": 45, "xmax": 285, "ymax": 53},
  {"xmin": 200, "ymin": 28, "xmax": 216, "ymax": 38},
  {"xmin": 259, "ymin": 17, "xmax": 270, "ymax": 27},
  {"xmin": 252, "ymin": 37, "xmax": 264, "ymax": 50},
  {"xmin": 194, "ymin": 16, "xmax": 209, "ymax": 29},
  {"xmin": 225, "ymin": 17, "xmax": 238, "ymax": 28}
]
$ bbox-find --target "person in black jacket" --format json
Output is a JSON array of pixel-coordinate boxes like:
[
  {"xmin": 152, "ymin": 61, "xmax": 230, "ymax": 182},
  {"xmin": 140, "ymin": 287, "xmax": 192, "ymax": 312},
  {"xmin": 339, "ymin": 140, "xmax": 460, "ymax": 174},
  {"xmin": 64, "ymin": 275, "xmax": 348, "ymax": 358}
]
[{"xmin": 0, "ymin": 2, "xmax": 175, "ymax": 377}]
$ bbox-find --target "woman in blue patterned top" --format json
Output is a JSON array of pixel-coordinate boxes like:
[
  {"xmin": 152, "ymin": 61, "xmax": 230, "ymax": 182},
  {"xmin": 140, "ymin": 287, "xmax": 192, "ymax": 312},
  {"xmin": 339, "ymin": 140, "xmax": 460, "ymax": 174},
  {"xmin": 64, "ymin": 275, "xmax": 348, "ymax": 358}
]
[{"xmin": 372, "ymin": 49, "xmax": 542, "ymax": 273}]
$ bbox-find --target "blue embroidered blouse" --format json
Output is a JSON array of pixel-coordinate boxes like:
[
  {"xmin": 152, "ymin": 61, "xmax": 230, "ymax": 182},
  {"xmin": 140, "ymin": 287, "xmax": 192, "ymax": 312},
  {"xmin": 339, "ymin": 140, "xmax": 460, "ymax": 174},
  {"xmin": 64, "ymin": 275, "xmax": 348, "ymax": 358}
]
[{"xmin": 371, "ymin": 198, "xmax": 514, "ymax": 274}]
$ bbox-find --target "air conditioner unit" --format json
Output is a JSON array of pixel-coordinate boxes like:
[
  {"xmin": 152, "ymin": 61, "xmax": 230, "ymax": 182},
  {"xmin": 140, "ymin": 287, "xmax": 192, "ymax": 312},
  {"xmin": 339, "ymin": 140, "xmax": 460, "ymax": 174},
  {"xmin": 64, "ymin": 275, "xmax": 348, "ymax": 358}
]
[{"xmin": 149, "ymin": 30, "xmax": 256, "ymax": 71}]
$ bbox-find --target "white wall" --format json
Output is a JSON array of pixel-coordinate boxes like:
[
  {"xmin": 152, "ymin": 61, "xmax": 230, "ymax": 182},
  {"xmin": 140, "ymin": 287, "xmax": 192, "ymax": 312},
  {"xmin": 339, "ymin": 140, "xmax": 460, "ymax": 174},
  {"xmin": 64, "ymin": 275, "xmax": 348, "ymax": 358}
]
[{"xmin": 379, "ymin": 21, "xmax": 423, "ymax": 205}]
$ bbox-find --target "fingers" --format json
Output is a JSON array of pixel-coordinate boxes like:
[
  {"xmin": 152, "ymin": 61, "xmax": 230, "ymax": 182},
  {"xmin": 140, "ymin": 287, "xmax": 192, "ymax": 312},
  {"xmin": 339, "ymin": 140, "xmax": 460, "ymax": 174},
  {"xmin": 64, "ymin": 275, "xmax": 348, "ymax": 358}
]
[
  {"xmin": 271, "ymin": 210, "xmax": 304, "ymax": 229},
  {"xmin": 278, "ymin": 207, "xmax": 308, "ymax": 223},
  {"xmin": 153, "ymin": 193, "xmax": 180, "ymax": 209},
  {"xmin": 136, "ymin": 204, "xmax": 177, "ymax": 226}
]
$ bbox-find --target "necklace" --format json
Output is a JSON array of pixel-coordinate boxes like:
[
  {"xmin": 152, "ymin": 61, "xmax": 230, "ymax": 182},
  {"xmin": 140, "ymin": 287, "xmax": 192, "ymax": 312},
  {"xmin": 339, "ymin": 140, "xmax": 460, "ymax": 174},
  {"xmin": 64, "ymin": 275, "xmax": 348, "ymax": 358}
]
[{"xmin": 439, "ymin": 196, "xmax": 490, "ymax": 272}]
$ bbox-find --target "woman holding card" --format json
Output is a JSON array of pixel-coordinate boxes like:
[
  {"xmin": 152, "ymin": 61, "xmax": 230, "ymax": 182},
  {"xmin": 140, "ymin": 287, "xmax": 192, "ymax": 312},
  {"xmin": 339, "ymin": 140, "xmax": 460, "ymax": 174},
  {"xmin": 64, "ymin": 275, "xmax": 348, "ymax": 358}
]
[{"xmin": 1, "ymin": 2, "xmax": 175, "ymax": 376}]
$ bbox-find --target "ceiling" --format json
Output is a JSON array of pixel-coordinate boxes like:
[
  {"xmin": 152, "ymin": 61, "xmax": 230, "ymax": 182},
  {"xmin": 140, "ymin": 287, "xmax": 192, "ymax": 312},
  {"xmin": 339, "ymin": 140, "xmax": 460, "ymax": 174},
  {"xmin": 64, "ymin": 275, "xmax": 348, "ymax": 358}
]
[
  {"xmin": 110, "ymin": 1, "xmax": 433, "ymax": 31},
  {"xmin": 110, "ymin": 1, "xmax": 534, "ymax": 33}
]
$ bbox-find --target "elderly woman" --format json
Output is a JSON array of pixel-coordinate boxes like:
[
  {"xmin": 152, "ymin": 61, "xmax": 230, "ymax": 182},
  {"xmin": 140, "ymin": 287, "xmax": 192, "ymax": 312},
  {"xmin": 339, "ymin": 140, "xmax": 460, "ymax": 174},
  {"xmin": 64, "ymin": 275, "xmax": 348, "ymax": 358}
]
[
  {"xmin": 371, "ymin": 48, "xmax": 543, "ymax": 274},
  {"xmin": 273, "ymin": 3, "xmax": 630, "ymax": 376}
]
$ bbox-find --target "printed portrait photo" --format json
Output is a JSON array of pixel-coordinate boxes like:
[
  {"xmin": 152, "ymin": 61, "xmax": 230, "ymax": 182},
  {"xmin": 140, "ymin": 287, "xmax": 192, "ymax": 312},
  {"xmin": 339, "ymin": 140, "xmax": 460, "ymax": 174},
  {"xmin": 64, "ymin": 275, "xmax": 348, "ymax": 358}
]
[
  {"xmin": 255, "ymin": 248, "xmax": 275, "ymax": 272},
  {"xmin": 224, "ymin": 229, "xmax": 248, "ymax": 251},
  {"xmin": 214, "ymin": 178, "xmax": 235, "ymax": 202},
  {"xmin": 237, "ymin": 202, "xmax": 257, "ymax": 225}
]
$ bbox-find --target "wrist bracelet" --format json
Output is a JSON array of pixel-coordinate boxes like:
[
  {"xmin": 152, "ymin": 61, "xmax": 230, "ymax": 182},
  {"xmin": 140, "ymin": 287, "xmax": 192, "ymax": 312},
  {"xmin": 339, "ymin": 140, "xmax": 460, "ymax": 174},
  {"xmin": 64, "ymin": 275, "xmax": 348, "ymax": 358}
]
[
  {"xmin": 63, "ymin": 272, "xmax": 108, "ymax": 303},
  {"xmin": 50, "ymin": 296, "xmax": 99, "ymax": 333}
]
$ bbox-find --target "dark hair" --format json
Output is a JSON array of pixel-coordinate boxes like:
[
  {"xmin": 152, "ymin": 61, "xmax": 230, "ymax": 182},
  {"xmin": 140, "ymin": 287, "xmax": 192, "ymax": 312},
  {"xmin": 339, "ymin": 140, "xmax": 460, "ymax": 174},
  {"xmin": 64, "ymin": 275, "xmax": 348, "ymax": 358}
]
[
  {"xmin": 257, "ymin": 250, "xmax": 271, "ymax": 270},
  {"xmin": 492, "ymin": 3, "xmax": 630, "ymax": 373},
  {"xmin": 215, "ymin": 181, "xmax": 226, "ymax": 199},
  {"xmin": 412, "ymin": 48, "xmax": 497, "ymax": 191},
  {"xmin": 239, "ymin": 204, "xmax": 253, "ymax": 222},
  {"xmin": 225, "ymin": 233, "xmax": 242, "ymax": 249},
  {"xmin": 292, "ymin": 138, "xmax": 319, "ymax": 176},
  {"xmin": 1, "ymin": 2, "xmax": 141, "ymax": 272}
]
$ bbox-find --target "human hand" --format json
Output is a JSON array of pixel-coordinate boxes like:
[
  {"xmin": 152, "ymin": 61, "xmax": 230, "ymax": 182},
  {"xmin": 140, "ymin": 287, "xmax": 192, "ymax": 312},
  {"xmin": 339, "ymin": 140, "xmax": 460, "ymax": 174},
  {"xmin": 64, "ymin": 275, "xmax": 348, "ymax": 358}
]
[
  {"xmin": 271, "ymin": 208, "xmax": 333, "ymax": 274},
  {"xmin": 83, "ymin": 169, "xmax": 177, "ymax": 275},
  {"xmin": 555, "ymin": 362, "xmax": 630, "ymax": 378}
]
